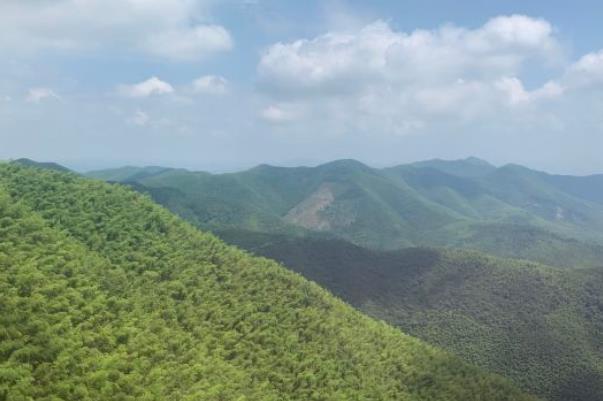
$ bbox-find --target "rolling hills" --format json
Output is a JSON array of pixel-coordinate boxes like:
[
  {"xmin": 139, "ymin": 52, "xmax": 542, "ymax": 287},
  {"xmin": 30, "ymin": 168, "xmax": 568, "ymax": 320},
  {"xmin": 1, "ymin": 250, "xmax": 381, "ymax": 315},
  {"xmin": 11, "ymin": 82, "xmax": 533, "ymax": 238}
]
[
  {"xmin": 220, "ymin": 231, "xmax": 603, "ymax": 401},
  {"xmin": 85, "ymin": 158, "xmax": 603, "ymax": 400},
  {"xmin": 87, "ymin": 158, "xmax": 603, "ymax": 268},
  {"xmin": 0, "ymin": 163, "xmax": 539, "ymax": 401}
]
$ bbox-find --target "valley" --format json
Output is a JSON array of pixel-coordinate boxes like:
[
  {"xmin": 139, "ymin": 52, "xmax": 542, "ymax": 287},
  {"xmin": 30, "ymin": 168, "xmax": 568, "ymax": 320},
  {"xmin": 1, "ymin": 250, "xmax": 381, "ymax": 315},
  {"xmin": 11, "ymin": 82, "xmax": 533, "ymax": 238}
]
[{"xmin": 82, "ymin": 157, "xmax": 603, "ymax": 401}]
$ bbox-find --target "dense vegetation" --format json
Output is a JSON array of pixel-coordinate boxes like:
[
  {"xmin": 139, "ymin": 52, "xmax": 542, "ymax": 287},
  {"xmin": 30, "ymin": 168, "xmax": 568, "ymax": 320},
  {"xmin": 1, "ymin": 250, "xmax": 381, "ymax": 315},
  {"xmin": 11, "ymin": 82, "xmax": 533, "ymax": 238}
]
[
  {"xmin": 221, "ymin": 230, "xmax": 603, "ymax": 401},
  {"xmin": 0, "ymin": 164, "xmax": 539, "ymax": 401},
  {"xmin": 88, "ymin": 157, "xmax": 603, "ymax": 268},
  {"xmin": 12, "ymin": 157, "xmax": 71, "ymax": 173}
]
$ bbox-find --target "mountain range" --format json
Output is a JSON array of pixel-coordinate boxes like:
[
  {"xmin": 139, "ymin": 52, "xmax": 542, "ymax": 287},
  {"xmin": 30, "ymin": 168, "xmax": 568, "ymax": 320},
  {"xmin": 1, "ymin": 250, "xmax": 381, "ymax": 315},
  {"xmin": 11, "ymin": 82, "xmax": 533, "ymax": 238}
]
[
  {"xmin": 0, "ymin": 162, "xmax": 539, "ymax": 401},
  {"xmin": 83, "ymin": 157, "xmax": 603, "ymax": 401},
  {"xmin": 87, "ymin": 157, "xmax": 603, "ymax": 268},
  {"xmin": 8, "ymin": 157, "xmax": 603, "ymax": 400}
]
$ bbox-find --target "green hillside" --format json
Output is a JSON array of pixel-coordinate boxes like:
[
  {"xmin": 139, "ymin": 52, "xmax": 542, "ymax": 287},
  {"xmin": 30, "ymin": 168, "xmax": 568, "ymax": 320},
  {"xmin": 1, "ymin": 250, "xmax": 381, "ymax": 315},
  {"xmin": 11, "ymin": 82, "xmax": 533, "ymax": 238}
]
[
  {"xmin": 88, "ymin": 158, "xmax": 603, "ymax": 268},
  {"xmin": 0, "ymin": 163, "xmax": 538, "ymax": 401},
  {"xmin": 90, "ymin": 166, "xmax": 169, "ymax": 182},
  {"xmin": 12, "ymin": 158, "xmax": 71, "ymax": 173},
  {"xmin": 220, "ymin": 230, "xmax": 603, "ymax": 401}
]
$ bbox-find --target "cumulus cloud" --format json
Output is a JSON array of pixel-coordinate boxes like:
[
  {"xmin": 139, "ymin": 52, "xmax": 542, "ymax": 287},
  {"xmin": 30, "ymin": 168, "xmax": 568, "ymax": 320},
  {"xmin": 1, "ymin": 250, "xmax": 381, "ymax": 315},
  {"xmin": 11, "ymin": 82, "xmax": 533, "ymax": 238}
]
[
  {"xmin": 0, "ymin": 0, "xmax": 232, "ymax": 61},
  {"xmin": 495, "ymin": 77, "xmax": 563, "ymax": 105},
  {"xmin": 26, "ymin": 88, "xmax": 59, "ymax": 103},
  {"xmin": 258, "ymin": 16, "xmax": 560, "ymax": 96},
  {"xmin": 480, "ymin": 14, "xmax": 554, "ymax": 48},
  {"xmin": 256, "ymin": 15, "xmax": 572, "ymax": 136},
  {"xmin": 260, "ymin": 105, "xmax": 299, "ymax": 123},
  {"xmin": 565, "ymin": 50, "xmax": 603, "ymax": 88},
  {"xmin": 118, "ymin": 77, "xmax": 174, "ymax": 98},
  {"xmin": 192, "ymin": 75, "xmax": 229, "ymax": 95}
]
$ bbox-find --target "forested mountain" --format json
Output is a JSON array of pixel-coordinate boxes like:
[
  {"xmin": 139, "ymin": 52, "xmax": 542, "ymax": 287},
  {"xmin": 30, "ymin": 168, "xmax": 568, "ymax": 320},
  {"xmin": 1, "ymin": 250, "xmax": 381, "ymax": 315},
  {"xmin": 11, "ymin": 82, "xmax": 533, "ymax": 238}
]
[
  {"xmin": 220, "ymin": 230, "xmax": 603, "ymax": 401},
  {"xmin": 11, "ymin": 158, "xmax": 71, "ymax": 173},
  {"xmin": 84, "ymin": 158, "xmax": 603, "ymax": 400},
  {"xmin": 0, "ymin": 163, "xmax": 539, "ymax": 401},
  {"xmin": 88, "ymin": 158, "xmax": 603, "ymax": 268}
]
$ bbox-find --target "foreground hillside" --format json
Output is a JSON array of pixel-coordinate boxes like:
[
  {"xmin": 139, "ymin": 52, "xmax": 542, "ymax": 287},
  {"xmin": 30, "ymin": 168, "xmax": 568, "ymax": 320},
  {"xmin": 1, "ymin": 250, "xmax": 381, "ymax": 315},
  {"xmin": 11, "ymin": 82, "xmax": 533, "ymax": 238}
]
[
  {"xmin": 221, "ymin": 231, "xmax": 603, "ymax": 401},
  {"xmin": 0, "ymin": 164, "xmax": 538, "ymax": 401},
  {"xmin": 87, "ymin": 158, "xmax": 603, "ymax": 268}
]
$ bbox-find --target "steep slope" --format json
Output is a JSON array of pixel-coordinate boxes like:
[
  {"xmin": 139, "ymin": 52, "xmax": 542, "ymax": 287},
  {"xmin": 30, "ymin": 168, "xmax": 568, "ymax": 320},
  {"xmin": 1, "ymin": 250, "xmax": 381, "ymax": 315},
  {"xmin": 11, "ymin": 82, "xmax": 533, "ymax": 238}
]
[
  {"xmin": 88, "ymin": 158, "xmax": 603, "ymax": 268},
  {"xmin": 220, "ymin": 230, "xmax": 603, "ymax": 401},
  {"xmin": 0, "ymin": 164, "xmax": 538, "ymax": 401}
]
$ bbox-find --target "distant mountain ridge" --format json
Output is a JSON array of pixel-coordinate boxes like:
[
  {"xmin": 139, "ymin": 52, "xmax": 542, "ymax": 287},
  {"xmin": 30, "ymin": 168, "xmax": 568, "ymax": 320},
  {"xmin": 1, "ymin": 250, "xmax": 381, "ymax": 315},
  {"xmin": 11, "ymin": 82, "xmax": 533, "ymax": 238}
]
[{"xmin": 87, "ymin": 157, "xmax": 603, "ymax": 268}]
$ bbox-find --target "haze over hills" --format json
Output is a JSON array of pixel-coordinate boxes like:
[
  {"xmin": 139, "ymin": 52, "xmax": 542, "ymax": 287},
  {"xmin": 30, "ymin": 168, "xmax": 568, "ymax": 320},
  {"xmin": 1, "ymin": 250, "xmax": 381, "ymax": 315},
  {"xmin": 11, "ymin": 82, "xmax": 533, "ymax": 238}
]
[
  {"xmin": 87, "ymin": 157, "xmax": 603, "ymax": 268},
  {"xmin": 0, "ymin": 163, "xmax": 542, "ymax": 401}
]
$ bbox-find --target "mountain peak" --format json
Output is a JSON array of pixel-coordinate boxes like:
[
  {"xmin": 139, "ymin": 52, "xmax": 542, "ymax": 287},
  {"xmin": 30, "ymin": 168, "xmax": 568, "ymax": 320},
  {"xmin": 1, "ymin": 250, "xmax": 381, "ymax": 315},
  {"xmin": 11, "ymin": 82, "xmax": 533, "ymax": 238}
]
[
  {"xmin": 317, "ymin": 159, "xmax": 372, "ymax": 172},
  {"xmin": 463, "ymin": 156, "xmax": 493, "ymax": 167}
]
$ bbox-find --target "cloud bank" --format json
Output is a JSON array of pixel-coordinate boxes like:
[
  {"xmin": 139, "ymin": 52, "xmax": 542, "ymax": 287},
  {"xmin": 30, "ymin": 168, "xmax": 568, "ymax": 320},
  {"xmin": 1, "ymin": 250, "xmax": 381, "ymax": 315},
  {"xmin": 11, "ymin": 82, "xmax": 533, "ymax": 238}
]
[
  {"xmin": 0, "ymin": 0, "xmax": 232, "ymax": 61},
  {"xmin": 256, "ymin": 15, "xmax": 577, "ymax": 135}
]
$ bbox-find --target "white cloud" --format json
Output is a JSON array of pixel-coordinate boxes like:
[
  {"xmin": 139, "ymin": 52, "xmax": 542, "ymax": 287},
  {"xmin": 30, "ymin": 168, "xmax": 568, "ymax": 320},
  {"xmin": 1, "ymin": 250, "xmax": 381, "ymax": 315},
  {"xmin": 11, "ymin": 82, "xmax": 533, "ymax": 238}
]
[
  {"xmin": 260, "ymin": 105, "xmax": 299, "ymax": 123},
  {"xmin": 192, "ymin": 75, "xmax": 229, "ymax": 95},
  {"xmin": 0, "ymin": 0, "xmax": 232, "ymax": 61},
  {"xmin": 495, "ymin": 77, "xmax": 563, "ymax": 105},
  {"xmin": 118, "ymin": 77, "xmax": 174, "ymax": 98},
  {"xmin": 144, "ymin": 25, "xmax": 232, "ymax": 61},
  {"xmin": 127, "ymin": 110, "xmax": 150, "ymax": 126},
  {"xmin": 258, "ymin": 16, "xmax": 561, "ymax": 97},
  {"xmin": 258, "ymin": 21, "xmax": 397, "ymax": 96},
  {"xmin": 479, "ymin": 15, "xmax": 553, "ymax": 48},
  {"xmin": 565, "ymin": 50, "xmax": 603, "ymax": 88},
  {"xmin": 414, "ymin": 80, "xmax": 491, "ymax": 115},
  {"xmin": 26, "ymin": 88, "xmax": 59, "ymax": 103},
  {"xmin": 256, "ymin": 15, "xmax": 571, "ymax": 136}
]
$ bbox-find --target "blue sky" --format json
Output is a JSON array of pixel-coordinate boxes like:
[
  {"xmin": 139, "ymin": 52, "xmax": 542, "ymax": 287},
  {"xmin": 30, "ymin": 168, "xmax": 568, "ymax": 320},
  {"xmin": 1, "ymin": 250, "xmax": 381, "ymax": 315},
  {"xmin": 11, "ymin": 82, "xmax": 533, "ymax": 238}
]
[{"xmin": 1, "ymin": 0, "xmax": 602, "ymax": 173}]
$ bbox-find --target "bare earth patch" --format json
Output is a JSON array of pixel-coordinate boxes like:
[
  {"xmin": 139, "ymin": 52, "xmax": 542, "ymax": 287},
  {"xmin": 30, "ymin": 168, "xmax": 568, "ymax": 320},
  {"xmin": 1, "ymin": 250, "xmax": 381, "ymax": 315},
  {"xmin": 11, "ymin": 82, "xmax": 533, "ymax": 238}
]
[{"xmin": 284, "ymin": 183, "xmax": 335, "ymax": 230}]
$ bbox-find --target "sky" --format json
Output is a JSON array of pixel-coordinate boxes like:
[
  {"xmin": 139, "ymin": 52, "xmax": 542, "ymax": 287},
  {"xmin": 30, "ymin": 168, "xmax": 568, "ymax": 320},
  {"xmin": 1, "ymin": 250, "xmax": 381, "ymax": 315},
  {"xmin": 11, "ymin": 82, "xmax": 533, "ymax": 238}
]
[{"xmin": 1, "ymin": 0, "xmax": 603, "ymax": 174}]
